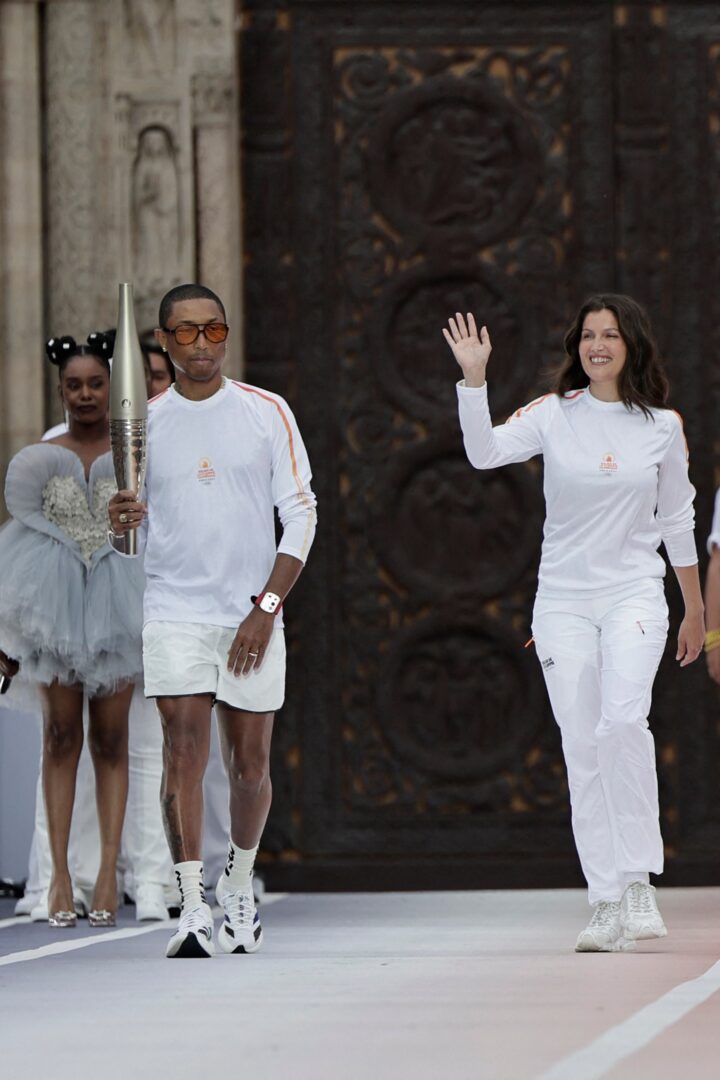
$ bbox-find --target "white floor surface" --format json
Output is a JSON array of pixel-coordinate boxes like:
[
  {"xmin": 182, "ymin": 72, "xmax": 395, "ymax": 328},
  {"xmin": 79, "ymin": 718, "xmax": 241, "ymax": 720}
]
[{"xmin": 1, "ymin": 888, "xmax": 719, "ymax": 1080}]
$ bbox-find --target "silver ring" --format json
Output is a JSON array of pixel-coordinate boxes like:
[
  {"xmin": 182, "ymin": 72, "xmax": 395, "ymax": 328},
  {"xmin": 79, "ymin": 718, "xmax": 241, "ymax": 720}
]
[
  {"xmin": 248, "ymin": 651, "xmax": 259, "ymax": 657},
  {"xmin": 119, "ymin": 512, "xmax": 128, "ymax": 524}
]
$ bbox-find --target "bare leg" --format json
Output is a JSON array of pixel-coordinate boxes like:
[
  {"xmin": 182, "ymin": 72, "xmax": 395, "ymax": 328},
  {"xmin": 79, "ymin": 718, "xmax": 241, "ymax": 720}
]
[
  {"xmin": 156, "ymin": 695, "xmax": 213, "ymax": 862},
  {"xmin": 87, "ymin": 684, "xmax": 133, "ymax": 912},
  {"xmin": 38, "ymin": 682, "xmax": 84, "ymax": 915},
  {"xmin": 215, "ymin": 706, "xmax": 274, "ymax": 849}
]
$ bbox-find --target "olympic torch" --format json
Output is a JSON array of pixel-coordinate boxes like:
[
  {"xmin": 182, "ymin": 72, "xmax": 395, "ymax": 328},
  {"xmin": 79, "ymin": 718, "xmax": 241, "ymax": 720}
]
[{"xmin": 110, "ymin": 282, "xmax": 148, "ymax": 556}]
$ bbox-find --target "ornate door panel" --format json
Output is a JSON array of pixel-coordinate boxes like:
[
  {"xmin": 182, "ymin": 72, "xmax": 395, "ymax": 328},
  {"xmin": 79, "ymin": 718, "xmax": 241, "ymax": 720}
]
[
  {"xmin": 656, "ymin": 5, "xmax": 720, "ymax": 883},
  {"xmin": 242, "ymin": 3, "xmax": 719, "ymax": 889}
]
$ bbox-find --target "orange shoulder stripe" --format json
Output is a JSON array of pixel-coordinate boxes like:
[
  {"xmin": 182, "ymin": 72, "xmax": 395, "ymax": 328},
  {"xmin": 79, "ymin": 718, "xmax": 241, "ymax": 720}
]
[
  {"xmin": 231, "ymin": 381, "xmax": 315, "ymax": 559},
  {"xmin": 506, "ymin": 392, "xmax": 554, "ymax": 423},
  {"xmin": 231, "ymin": 381, "xmax": 308, "ymax": 499},
  {"xmin": 148, "ymin": 386, "xmax": 171, "ymax": 406}
]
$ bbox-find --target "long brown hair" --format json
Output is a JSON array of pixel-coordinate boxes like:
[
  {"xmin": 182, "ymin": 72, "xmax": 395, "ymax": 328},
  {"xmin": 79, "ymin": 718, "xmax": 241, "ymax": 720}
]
[{"xmin": 553, "ymin": 294, "xmax": 669, "ymax": 418}]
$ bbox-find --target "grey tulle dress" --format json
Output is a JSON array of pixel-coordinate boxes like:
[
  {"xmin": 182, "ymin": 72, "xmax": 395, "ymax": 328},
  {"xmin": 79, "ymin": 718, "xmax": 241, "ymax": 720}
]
[{"xmin": 0, "ymin": 443, "xmax": 144, "ymax": 703}]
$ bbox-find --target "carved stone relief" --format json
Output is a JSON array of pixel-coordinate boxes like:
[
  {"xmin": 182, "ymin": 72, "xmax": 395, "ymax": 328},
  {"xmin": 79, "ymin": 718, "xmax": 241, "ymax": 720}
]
[
  {"xmin": 240, "ymin": 2, "xmax": 720, "ymax": 887},
  {"xmin": 377, "ymin": 615, "xmax": 545, "ymax": 783},
  {"xmin": 370, "ymin": 265, "xmax": 532, "ymax": 421},
  {"xmin": 123, "ymin": 0, "xmax": 176, "ymax": 71},
  {"xmin": 192, "ymin": 70, "xmax": 241, "ymax": 375},
  {"xmin": 131, "ymin": 124, "xmax": 182, "ymax": 306},
  {"xmin": 177, "ymin": 0, "xmax": 236, "ymax": 67},
  {"xmin": 329, "ymin": 41, "xmax": 579, "ymax": 835},
  {"xmin": 114, "ymin": 94, "xmax": 191, "ymax": 331},
  {"xmin": 366, "ymin": 73, "xmax": 542, "ymax": 251},
  {"xmin": 39, "ymin": 0, "xmax": 239, "ymax": 369},
  {"xmin": 193, "ymin": 71, "xmax": 235, "ymax": 122},
  {"xmin": 244, "ymin": 2, "xmax": 619, "ymax": 880}
]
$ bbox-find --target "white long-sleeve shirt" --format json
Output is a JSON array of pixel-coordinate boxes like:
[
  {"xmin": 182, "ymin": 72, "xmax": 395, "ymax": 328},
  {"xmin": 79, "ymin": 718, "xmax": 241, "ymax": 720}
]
[
  {"xmin": 457, "ymin": 382, "xmax": 697, "ymax": 598},
  {"xmin": 707, "ymin": 490, "xmax": 720, "ymax": 553},
  {"xmin": 133, "ymin": 379, "xmax": 316, "ymax": 627}
]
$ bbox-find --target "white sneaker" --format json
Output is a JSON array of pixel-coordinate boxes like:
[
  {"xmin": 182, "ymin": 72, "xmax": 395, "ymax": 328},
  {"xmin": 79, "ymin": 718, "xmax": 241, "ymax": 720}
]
[
  {"xmin": 165, "ymin": 904, "xmax": 214, "ymax": 958},
  {"xmin": 621, "ymin": 881, "xmax": 667, "ymax": 940},
  {"xmin": 136, "ymin": 883, "xmax": 169, "ymax": 922},
  {"xmin": 575, "ymin": 900, "xmax": 622, "ymax": 952},
  {"xmin": 29, "ymin": 897, "xmax": 49, "ymax": 922},
  {"xmin": 72, "ymin": 886, "xmax": 93, "ymax": 917},
  {"xmin": 216, "ymin": 874, "xmax": 263, "ymax": 954},
  {"xmin": 14, "ymin": 890, "xmax": 44, "ymax": 917}
]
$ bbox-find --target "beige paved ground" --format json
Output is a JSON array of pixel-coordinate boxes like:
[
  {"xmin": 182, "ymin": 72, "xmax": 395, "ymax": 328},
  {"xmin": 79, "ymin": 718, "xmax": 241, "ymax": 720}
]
[{"xmin": 1, "ymin": 888, "xmax": 718, "ymax": 1079}]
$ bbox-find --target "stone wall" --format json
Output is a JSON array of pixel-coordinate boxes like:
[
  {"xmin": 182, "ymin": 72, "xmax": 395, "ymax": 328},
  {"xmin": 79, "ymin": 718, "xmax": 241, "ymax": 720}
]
[
  {"xmin": 0, "ymin": 3, "xmax": 44, "ymax": 478},
  {"xmin": 0, "ymin": 0, "xmax": 242, "ymax": 482}
]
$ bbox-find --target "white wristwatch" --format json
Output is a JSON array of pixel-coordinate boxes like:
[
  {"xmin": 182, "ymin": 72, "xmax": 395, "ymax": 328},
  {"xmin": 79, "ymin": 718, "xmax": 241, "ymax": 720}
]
[{"xmin": 253, "ymin": 591, "xmax": 282, "ymax": 614}]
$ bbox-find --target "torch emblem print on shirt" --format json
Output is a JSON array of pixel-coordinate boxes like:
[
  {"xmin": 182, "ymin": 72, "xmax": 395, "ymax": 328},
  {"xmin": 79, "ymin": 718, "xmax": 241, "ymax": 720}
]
[
  {"xmin": 599, "ymin": 453, "xmax": 618, "ymax": 475},
  {"xmin": 197, "ymin": 457, "xmax": 217, "ymax": 485}
]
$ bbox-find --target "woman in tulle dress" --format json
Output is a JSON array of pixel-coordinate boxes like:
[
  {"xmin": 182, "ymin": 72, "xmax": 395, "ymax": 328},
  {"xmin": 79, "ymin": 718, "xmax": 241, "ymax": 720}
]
[{"xmin": 0, "ymin": 333, "xmax": 144, "ymax": 927}]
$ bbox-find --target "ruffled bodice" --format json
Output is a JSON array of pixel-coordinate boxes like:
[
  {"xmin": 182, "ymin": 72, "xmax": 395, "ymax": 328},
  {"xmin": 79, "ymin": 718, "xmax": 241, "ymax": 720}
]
[
  {"xmin": 5, "ymin": 443, "xmax": 117, "ymax": 565},
  {"xmin": 0, "ymin": 443, "xmax": 144, "ymax": 699},
  {"xmin": 42, "ymin": 475, "xmax": 116, "ymax": 562}
]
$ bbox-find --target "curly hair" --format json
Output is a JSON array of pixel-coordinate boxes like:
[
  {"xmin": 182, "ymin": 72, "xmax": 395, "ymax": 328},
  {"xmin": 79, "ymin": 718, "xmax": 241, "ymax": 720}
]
[{"xmin": 552, "ymin": 294, "xmax": 669, "ymax": 418}]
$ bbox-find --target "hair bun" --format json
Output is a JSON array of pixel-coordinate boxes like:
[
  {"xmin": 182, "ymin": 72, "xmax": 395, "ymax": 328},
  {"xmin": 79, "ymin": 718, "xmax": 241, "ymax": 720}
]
[
  {"xmin": 45, "ymin": 335, "xmax": 78, "ymax": 366},
  {"xmin": 86, "ymin": 329, "xmax": 116, "ymax": 357}
]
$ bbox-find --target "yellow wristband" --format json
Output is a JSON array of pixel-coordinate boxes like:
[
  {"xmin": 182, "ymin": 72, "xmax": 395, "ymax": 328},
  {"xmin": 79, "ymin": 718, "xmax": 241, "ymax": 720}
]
[
  {"xmin": 704, "ymin": 638, "xmax": 720, "ymax": 654},
  {"xmin": 704, "ymin": 628, "xmax": 720, "ymax": 648}
]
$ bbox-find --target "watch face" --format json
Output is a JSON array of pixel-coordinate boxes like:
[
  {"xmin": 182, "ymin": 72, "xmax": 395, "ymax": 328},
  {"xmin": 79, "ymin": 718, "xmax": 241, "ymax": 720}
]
[{"xmin": 259, "ymin": 592, "xmax": 281, "ymax": 613}]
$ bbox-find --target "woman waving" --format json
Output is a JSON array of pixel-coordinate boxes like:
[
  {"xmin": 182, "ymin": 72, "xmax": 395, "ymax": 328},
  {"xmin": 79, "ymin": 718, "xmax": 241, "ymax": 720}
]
[{"xmin": 445, "ymin": 296, "xmax": 703, "ymax": 952}]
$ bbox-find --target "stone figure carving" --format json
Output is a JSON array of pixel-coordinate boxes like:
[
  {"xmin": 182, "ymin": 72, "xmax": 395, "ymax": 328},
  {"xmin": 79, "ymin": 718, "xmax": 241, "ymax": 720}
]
[
  {"xmin": 124, "ymin": 0, "xmax": 176, "ymax": 69},
  {"xmin": 131, "ymin": 125, "xmax": 180, "ymax": 300}
]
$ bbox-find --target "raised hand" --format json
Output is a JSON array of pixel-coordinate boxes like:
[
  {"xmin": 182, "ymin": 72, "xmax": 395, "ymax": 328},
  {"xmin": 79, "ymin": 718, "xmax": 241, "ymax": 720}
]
[{"xmin": 442, "ymin": 312, "xmax": 491, "ymax": 388}]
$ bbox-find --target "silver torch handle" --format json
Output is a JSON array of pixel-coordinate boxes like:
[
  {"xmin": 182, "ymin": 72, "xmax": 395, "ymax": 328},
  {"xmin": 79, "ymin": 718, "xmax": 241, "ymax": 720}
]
[
  {"xmin": 109, "ymin": 281, "xmax": 148, "ymax": 557},
  {"xmin": 110, "ymin": 417, "xmax": 147, "ymax": 556}
]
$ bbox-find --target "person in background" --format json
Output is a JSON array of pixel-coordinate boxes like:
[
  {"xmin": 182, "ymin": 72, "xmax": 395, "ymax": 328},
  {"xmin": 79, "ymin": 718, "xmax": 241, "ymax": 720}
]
[
  {"xmin": 703, "ymin": 491, "xmax": 720, "ymax": 683},
  {"xmin": 14, "ymin": 334, "xmax": 176, "ymax": 923},
  {"xmin": 0, "ymin": 333, "xmax": 145, "ymax": 927},
  {"xmin": 140, "ymin": 329, "xmax": 175, "ymax": 397}
]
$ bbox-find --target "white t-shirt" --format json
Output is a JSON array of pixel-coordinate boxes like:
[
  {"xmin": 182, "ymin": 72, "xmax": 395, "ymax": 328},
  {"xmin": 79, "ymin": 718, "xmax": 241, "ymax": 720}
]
[
  {"xmin": 457, "ymin": 382, "xmax": 697, "ymax": 598},
  {"xmin": 137, "ymin": 379, "xmax": 316, "ymax": 627},
  {"xmin": 42, "ymin": 421, "xmax": 68, "ymax": 441},
  {"xmin": 708, "ymin": 490, "xmax": 720, "ymax": 553}
]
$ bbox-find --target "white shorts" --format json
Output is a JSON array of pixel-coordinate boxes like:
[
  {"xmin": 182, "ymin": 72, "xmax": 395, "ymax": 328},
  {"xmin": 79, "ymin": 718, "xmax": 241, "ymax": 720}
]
[{"xmin": 142, "ymin": 621, "xmax": 286, "ymax": 712}]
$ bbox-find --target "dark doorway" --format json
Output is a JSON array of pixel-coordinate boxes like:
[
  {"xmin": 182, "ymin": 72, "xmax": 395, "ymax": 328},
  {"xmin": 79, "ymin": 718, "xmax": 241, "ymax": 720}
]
[{"xmin": 242, "ymin": 2, "xmax": 720, "ymax": 890}]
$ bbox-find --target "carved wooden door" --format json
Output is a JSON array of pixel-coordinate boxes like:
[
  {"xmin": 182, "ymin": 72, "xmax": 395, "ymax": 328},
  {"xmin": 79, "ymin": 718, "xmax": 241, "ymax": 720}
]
[{"xmin": 242, "ymin": 2, "xmax": 720, "ymax": 889}]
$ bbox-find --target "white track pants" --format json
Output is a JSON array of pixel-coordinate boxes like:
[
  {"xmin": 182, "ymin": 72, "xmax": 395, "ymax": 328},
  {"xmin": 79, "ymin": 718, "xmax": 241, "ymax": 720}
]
[
  {"xmin": 122, "ymin": 693, "xmax": 173, "ymax": 896},
  {"xmin": 532, "ymin": 580, "xmax": 668, "ymax": 905}
]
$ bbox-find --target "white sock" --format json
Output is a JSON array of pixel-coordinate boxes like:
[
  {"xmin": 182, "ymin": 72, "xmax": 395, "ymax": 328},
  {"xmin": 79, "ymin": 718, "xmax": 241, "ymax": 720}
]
[
  {"xmin": 174, "ymin": 861, "xmax": 207, "ymax": 912},
  {"xmin": 223, "ymin": 841, "xmax": 258, "ymax": 891}
]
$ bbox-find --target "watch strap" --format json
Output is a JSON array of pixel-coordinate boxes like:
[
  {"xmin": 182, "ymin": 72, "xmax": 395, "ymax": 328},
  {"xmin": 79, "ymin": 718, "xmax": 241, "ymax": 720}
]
[{"xmin": 251, "ymin": 591, "xmax": 283, "ymax": 614}]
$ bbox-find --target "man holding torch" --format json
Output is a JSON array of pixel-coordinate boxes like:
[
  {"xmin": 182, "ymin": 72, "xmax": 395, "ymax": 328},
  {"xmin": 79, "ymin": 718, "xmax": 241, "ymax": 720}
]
[{"xmin": 109, "ymin": 283, "xmax": 317, "ymax": 958}]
